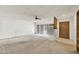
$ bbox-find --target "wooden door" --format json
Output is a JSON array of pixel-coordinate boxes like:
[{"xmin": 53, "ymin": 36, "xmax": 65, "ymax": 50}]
[
  {"xmin": 59, "ymin": 22, "xmax": 69, "ymax": 39},
  {"xmin": 77, "ymin": 10, "xmax": 79, "ymax": 51}
]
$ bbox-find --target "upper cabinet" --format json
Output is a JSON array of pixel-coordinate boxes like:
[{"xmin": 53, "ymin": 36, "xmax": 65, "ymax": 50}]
[{"xmin": 53, "ymin": 17, "xmax": 57, "ymax": 29}]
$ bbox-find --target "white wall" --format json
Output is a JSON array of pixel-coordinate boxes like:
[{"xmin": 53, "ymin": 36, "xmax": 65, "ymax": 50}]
[
  {"xmin": 57, "ymin": 13, "xmax": 77, "ymax": 45},
  {"xmin": 35, "ymin": 18, "xmax": 54, "ymax": 25},
  {"xmin": 0, "ymin": 12, "xmax": 34, "ymax": 39}
]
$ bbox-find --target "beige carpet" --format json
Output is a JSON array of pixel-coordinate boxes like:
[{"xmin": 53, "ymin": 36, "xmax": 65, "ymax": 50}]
[{"xmin": 0, "ymin": 36, "xmax": 76, "ymax": 54}]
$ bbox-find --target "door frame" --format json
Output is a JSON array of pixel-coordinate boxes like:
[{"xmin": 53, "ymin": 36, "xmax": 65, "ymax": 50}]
[{"xmin": 77, "ymin": 10, "xmax": 79, "ymax": 51}]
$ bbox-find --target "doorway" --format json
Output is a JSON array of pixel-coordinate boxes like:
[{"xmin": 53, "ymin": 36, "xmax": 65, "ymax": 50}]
[{"xmin": 59, "ymin": 22, "xmax": 70, "ymax": 39}]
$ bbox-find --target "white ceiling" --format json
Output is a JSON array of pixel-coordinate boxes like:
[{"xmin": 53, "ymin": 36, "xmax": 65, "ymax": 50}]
[{"xmin": 0, "ymin": 5, "xmax": 79, "ymax": 18}]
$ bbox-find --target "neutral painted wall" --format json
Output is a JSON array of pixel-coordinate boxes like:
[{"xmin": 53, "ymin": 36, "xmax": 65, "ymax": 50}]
[
  {"xmin": 35, "ymin": 18, "xmax": 54, "ymax": 24},
  {"xmin": 57, "ymin": 13, "xmax": 77, "ymax": 45},
  {"xmin": 0, "ymin": 13, "xmax": 34, "ymax": 39}
]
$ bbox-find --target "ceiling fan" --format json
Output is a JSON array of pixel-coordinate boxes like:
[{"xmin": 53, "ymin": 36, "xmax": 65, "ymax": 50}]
[{"xmin": 35, "ymin": 16, "xmax": 41, "ymax": 20}]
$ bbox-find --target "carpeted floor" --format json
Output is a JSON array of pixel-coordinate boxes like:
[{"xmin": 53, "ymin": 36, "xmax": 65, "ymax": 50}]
[{"xmin": 0, "ymin": 35, "xmax": 76, "ymax": 54}]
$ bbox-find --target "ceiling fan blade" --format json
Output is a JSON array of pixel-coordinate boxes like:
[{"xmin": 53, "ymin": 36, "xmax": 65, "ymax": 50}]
[{"xmin": 35, "ymin": 16, "xmax": 41, "ymax": 20}]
